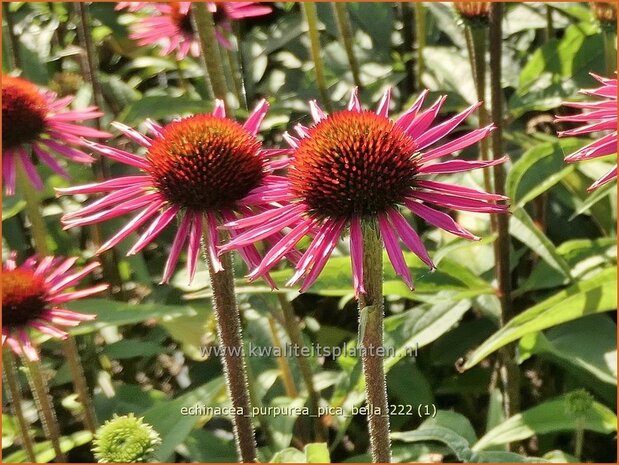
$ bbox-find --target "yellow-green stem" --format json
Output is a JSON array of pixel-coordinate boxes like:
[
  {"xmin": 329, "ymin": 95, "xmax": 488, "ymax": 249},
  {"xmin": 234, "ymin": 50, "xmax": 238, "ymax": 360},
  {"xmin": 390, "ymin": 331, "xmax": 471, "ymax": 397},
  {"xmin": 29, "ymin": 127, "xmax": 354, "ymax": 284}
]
[
  {"xmin": 226, "ymin": 46, "xmax": 246, "ymax": 110},
  {"xmin": 278, "ymin": 293, "xmax": 327, "ymax": 442},
  {"xmin": 3, "ymin": 349, "xmax": 36, "ymax": 462},
  {"xmin": 192, "ymin": 3, "xmax": 230, "ymax": 112},
  {"xmin": 358, "ymin": 220, "xmax": 391, "ymax": 463},
  {"xmin": 202, "ymin": 220, "xmax": 257, "ymax": 462},
  {"xmin": 303, "ymin": 2, "xmax": 332, "ymax": 112},
  {"xmin": 267, "ymin": 317, "xmax": 299, "ymax": 399},
  {"xmin": 22, "ymin": 355, "xmax": 66, "ymax": 462},
  {"xmin": 332, "ymin": 2, "xmax": 362, "ymax": 89},
  {"xmin": 414, "ymin": 3, "xmax": 426, "ymax": 89}
]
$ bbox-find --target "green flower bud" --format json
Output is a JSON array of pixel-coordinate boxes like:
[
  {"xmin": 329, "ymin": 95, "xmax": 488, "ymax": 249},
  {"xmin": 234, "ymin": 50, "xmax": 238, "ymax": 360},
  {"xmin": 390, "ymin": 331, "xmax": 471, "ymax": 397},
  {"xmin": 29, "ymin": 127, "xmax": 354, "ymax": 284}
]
[
  {"xmin": 564, "ymin": 389, "xmax": 594, "ymax": 418},
  {"xmin": 92, "ymin": 414, "xmax": 161, "ymax": 463}
]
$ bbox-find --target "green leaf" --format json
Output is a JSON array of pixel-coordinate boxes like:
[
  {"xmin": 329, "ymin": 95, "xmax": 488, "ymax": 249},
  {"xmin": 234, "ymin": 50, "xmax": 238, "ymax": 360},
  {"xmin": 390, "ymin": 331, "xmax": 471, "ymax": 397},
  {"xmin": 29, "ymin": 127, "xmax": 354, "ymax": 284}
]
[
  {"xmin": 119, "ymin": 96, "xmax": 211, "ymax": 124},
  {"xmin": 392, "ymin": 426, "xmax": 473, "ymax": 462},
  {"xmin": 65, "ymin": 299, "xmax": 198, "ymax": 335},
  {"xmin": 518, "ymin": 314, "xmax": 617, "ymax": 385},
  {"xmin": 304, "ymin": 443, "xmax": 331, "ymax": 463},
  {"xmin": 270, "ymin": 448, "xmax": 306, "ymax": 463},
  {"xmin": 461, "ymin": 267, "xmax": 617, "ymax": 370},
  {"xmin": 506, "ymin": 139, "xmax": 583, "ymax": 208},
  {"xmin": 2, "ymin": 196, "xmax": 26, "ymax": 221},
  {"xmin": 384, "ymin": 299, "xmax": 471, "ymax": 371},
  {"xmin": 142, "ymin": 378, "xmax": 226, "ymax": 462},
  {"xmin": 102, "ymin": 340, "xmax": 169, "ymax": 360},
  {"xmin": 473, "ymin": 393, "xmax": 617, "ymax": 450},
  {"xmin": 510, "ymin": 207, "xmax": 573, "ymax": 279}
]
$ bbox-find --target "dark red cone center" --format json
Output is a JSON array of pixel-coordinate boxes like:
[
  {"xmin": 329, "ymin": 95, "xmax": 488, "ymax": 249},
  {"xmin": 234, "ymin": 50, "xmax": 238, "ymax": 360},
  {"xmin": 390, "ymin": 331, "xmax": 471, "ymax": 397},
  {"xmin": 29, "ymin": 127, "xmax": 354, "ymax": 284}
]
[
  {"xmin": 2, "ymin": 76, "xmax": 48, "ymax": 150},
  {"xmin": 2, "ymin": 269, "xmax": 48, "ymax": 329}
]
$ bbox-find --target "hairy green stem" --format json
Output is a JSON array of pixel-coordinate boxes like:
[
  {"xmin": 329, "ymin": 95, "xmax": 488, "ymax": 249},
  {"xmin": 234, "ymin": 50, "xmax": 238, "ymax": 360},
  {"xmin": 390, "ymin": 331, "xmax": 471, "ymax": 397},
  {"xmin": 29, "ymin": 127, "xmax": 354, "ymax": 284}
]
[
  {"xmin": 359, "ymin": 220, "xmax": 391, "ymax": 463},
  {"xmin": 414, "ymin": 3, "xmax": 426, "ymax": 89},
  {"xmin": 278, "ymin": 294, "xmax": 327, "ymax": 443},
  {"xmin": 3, "ymin": 350, "xmax": 36, "ymax": 462},
  {"xmin": 574, "ymin": 417, "xmax": 585, "ymax": 458},
  {"xmin": 22, "ymin": 356, "xmax": 66, "ymax": 461},
  {"xmin": 303, "ymin": 2, "xmax": 332, "ymax": 112},
  {"xmin": 192, "ymin": 3, "xmax": 230, "ymax": 112},
  {"xmin": 489, "ymin": 2, "xmax": 521, "ymax": 436},
  {"xmin": 202, "ymin": 220, "xmax": 257, "ymax": 463},
  {"xmin": 62, "ymin": 337, "xmax": 97, "ymax": 433},
  {"xmin": 332, "ymin": 2, "xmax": 362, "ymax": 89}
]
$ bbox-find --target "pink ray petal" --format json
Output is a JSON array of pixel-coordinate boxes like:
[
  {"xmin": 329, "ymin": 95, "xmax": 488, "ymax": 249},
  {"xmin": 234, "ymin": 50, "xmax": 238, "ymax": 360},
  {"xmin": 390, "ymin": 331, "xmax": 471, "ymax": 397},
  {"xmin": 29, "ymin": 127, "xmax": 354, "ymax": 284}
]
[
  {"xmin": 161, "ymin": 212, "xmax": 193, "ymax": 284},
  {"xmin": 376, "ymin": 88, "xmax": 392, "ymax": 118},
  {"xmin": 419, "ymin": 125, "xmax": 495, "ymax": 163},
  {"xmin": 378, "ymin": 213, "xmax": 413, "ymax": 289},
  {"xmin": 415, "ymin": 102, "xmax": 482, "ymax": 150},
  {"xmin": 387, "ymin": 208, "xmax": 434, "ymax": 269},
  {"xmin": 213, "ymin": 99, "xmax": 226, "ymax": 118},
  {"xmin": 406, "ymin": 200, "xmax": 479, "ymax": 240},
  {"xmin": 243, "ymin": 99, "xmax": 269, "ymax": 135},
  {"xmin": 187, "ymin": 211, "xmax": 203, "ymax": 283},
  {"xmin": 348, "ymin": 87, "xmax": 361, "ymax": 111},
  {"xmin": 418, "ymin": 156, "xmax": 508, "ymax": 175},
  {"xmin": 127, "ymin": 205, "xmax": 180, "ymax": 255},
  {"xmin": 349, "ymin": 216, "xmax": 365, "ymax": 296},
  {"xmin": 298, "ymin": 219, "xmax": 346, "ymax": 292},
  {"xmin": 309, "ymin": 100, "xmax": 327, "ymax": 123}
]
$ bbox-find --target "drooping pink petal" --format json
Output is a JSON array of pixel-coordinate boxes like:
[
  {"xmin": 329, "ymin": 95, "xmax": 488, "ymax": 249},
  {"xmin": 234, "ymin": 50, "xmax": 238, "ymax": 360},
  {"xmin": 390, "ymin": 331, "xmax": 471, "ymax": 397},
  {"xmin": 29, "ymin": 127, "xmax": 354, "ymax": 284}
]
[
  {"xmin": 378, "ymin": 213, "xmax": 413, "ymax": 289},
  {"xmin": 349, "ymin": 216, "xmax": 365, "ymax": 296},
  {"xmin": 406, "ymin": 200, "xmax": 479, "ymax": 240},
  {"xmin": 161, "ymin": 212, "xmax": 193, "ymax": 284},
  {"xmin": 387, "ymin": 208, "xmax": 434, "ymax": 269}
]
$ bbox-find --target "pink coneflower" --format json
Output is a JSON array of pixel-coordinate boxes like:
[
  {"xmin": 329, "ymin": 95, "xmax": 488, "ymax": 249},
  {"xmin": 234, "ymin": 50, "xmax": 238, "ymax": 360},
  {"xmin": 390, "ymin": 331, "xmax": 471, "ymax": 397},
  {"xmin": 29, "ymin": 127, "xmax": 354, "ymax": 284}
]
[
  {"xmin": 58, "ymin": 100, "xmax": 290, "ymax": 284},
  {"xmin": 556, "ymin": 73, "xmax": 617, "ymax": 192},
  {"xmin": 1, "ymin": 76, "xmax": 110, "ymax": 195},
  {"xmin": 2, "ymin": 253, "xmax": 107, "ymax": 361},
  {"xmin": 125, "ymin": 2, "xmax": 272, "ymax": 57},
  {"xmin": 221, "ymin": 88, "xmax": 508, "ymax": 295}
]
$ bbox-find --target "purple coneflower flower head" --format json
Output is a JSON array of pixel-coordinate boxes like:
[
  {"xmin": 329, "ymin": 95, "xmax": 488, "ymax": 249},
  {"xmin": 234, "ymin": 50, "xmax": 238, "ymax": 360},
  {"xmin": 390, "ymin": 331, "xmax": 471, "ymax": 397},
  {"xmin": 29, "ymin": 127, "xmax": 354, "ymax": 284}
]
[
  {"xmin": 58, "ymin": 100, "xmax": 290, "ymax": 285},
  {"xmin": 125, "ymin": 1, "xmax": 271, "ymax": 57},
  {"xmin": 221, "ymin": 88, "xmax": 508, "ymax": 295},
  {"xmin": 556, "ymin": 73, "xmax": 617, "ymax": 192},
  {"xmin": 2, "ymin": 75, "xmax": 110, "ymax": 195},
  {"xmin": 2, "ymin": 253, "xmax": 106, "ymax": 361}
]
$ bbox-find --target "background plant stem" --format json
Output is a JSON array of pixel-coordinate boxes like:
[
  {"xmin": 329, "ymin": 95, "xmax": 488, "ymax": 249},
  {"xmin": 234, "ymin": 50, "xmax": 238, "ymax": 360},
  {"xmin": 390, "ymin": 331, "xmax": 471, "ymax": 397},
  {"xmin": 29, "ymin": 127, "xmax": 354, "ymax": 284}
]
[
  {"xmin": 602, "ymin": 29, "xmax": 617, "ymax": 76},
  {"xmin": 278, "ymin": 293, "xmax": 327, "ymax": 443},
  {"xmin": 192, "ymin": 3, "xmax": 230, "ymax": 112},
  {"xmin": 202, "ymin": 221, "xmax": 257, "ymax": 462},
  {"xmin": 414, "ymin": 3, "xmax": 426, "ymax": 90},
  {"xmin": 303, "ymin": 2, "xmax": 332, "ymax": 112},
  {"xmin": 332, "ymin": 2, "xmax": 362, "ymax": 89},
  {"xmin": 22, "ymin": 356, "xmax": 66, "ymax": 462},
  {"xmin": 358, "ymin": 220, "xmax": 391, "ymax": 463},
  {"xmin": 3, "ymin": 350, "xmax": 36, "ymax": 462},
  {"xmin": 3, "ymin": 2, "xmax": 21, "ymax": 69},
  {"xmin": 489, "ymin": 1, "xmax": 521, "ymax": 434}
]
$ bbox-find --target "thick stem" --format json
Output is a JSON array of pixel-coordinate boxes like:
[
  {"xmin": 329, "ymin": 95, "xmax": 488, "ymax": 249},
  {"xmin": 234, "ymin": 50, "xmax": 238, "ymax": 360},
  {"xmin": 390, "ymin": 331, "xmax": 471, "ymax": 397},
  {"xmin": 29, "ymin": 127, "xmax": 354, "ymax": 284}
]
[
  {"xmin": 489, "ymin": 1, "xmax": 521, "ymax": 430},
  {"xmin": 332, "ymin": 2, "xmax": 362, "ymax": 89},
  {"xmin": 602, "ymin": 29, "xmax": 617, "ymax": 76},
  {"xmin": 192, "ymin": 3, "xmax": 230, "ymax": 112},
  {"xmin": 202, "ymin": 220, "xmax": 257, "ymax": 463},
  {"xmin": 414, "ymin": 3, "xmax": 426, "ymax": 90},
  {"xmin": 16, "ymin": 158, "xmax": 50, "ymax": 256},
  {"xmin": 2, "ymin": 350, "xmax": 36, "ymax": 462},
  {"xmin": 278, "ymin": 294, "xmax": 327, "ymax": 443},
  {"xmin": 358, "ymin": 220, "xmax": 391, "ymax": 463},
  {"xmin": 303, "ymin": 2, "xmax": 332, "ymax": 112},
  {"xmin": 62, "ymin": 337, "xmax": 97, "ymax": 433},
  {"xmin": 3, "ymin": 2, "xmax": 21, "ymax": 69},
  {"xmin": 22, "ymin": 356, "xmax": 66, "ymax": 462}
]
